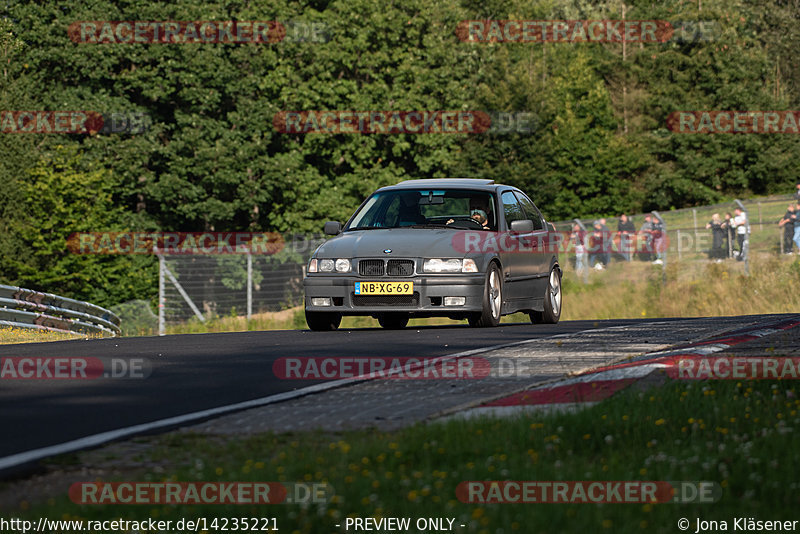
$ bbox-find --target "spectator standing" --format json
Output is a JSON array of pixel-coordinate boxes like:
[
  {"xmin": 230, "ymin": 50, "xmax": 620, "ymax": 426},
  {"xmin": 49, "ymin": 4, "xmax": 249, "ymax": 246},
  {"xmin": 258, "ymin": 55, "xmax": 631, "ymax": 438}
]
[
  {"xmin": 617, "ymin": 214, "xmax": 635, "ymax": 261},
  {"xmin": 779, "ymin": 205, "xmax": 796, "ymax": 254},
  {"xmin": 794, "ymin": 201, "xmax": 800, "ymax": 253},
  {"xmin": 733, "ymin": 208, "xmax": 748, "ymax": 261},
  {"xmin": 705, "ymin": 213, "xmax": 725, "ymax": 261},
  {"xmin": 651, "ymin": 215, "xmax": 665, "ymax": 265},
  {"xmin": 589, "ymin": 220, "xmax": 604, "ymax": 269},
  {"xmin": 723, "ymin": 212, "xmax": 734, "ymax": 258},
  {"xmin": 599, "ymin": 218, "xmax": 612, "ymax": 266},
  {"xmin": 570, "ymin": 223, "xmax": 588, "ymax": 273},
  {"xmin": 639, "ymin": 214, "xmax": 654, "ymax": 262},
  {"xmin": 794, "ymin": 182, "xmax": 800, "ymax": 201}
]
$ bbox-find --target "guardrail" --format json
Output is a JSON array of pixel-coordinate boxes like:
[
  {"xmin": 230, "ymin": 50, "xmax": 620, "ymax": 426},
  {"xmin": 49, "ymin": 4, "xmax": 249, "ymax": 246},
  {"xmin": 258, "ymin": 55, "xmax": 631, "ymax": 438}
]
[{"xmin": 0, "ymin": 285, "xmax": 121, "ymax": 337}]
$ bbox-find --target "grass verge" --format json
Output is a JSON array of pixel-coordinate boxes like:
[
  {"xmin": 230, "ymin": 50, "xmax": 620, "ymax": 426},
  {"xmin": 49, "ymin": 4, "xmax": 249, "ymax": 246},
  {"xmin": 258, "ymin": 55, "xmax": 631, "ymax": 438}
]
[
  {"xmin": 9, "ymin": 378, "xmax": 799, "ymax": 533},
  {"xmin": 0, "ymin": 327, "xmax": 84, "ymax": 345},
  {"xmin": 162, "ymin": 254, "xmax": 800, "ymax": 333}
]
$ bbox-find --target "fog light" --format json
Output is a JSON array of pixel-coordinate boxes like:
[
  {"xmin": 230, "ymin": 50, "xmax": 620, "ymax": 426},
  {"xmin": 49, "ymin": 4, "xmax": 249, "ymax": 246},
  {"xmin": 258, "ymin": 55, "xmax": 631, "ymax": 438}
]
[
  {"xmin": 444, "ymin": 297, "xmax": 466, "ymax": 306},
  {"xmin": 311, "ymin": 297, "xmax": 332, "ymax": 307}
]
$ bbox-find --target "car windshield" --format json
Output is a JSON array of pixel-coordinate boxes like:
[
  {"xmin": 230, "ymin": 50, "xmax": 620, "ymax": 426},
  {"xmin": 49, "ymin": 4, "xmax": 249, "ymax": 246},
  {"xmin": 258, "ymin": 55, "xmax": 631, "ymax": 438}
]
[{"xmin": 344, "ymin": 189, "xmax": 496, "ymax": 231}]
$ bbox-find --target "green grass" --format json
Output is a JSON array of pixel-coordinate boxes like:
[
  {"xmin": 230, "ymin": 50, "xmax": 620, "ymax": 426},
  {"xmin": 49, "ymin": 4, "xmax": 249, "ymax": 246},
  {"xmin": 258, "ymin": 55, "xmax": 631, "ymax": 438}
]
[{"xmin": 9, "ymin": 379, "xmax": 799, "ymax": 533}]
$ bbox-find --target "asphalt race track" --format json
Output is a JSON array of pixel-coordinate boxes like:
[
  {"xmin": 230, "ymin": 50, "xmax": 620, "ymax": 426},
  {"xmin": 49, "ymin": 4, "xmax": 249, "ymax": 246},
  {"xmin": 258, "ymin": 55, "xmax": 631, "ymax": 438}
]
[{"xmin": 0, "ymin": 317, "xmax": 775, "ymax": 476}]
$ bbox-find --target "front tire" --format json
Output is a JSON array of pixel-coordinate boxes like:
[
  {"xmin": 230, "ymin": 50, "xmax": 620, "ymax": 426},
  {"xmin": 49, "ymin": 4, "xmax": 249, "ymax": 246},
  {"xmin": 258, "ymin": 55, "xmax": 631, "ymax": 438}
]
[
  {"xmin": 530, "ymin": 267, "xmax": 561, "ymax": 324},
  {"xmin": 305, "ymin": 310, "xmax": 342, "ymax": 331},
  {"xmin": 468, "ymin": 263, "xmax": 502, "ymax": 327},
  {"xmin": 377, "ymin": 312, "xmax": 409, "ymax": 329}
]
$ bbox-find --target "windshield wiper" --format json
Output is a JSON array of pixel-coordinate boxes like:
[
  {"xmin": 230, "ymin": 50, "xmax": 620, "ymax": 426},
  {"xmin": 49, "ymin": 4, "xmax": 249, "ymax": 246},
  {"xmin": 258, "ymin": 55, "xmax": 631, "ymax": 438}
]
[{"xmin": 345, "ymin": 226, "xmax": 384, "ymax": 231}]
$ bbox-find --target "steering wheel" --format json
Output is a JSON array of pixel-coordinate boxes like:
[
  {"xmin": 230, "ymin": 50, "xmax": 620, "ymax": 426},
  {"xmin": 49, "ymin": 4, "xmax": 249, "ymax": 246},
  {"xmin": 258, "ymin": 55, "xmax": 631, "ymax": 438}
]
[{"xmin": 448, "ymin": 216, "xmax": 484, "ymax": 229}]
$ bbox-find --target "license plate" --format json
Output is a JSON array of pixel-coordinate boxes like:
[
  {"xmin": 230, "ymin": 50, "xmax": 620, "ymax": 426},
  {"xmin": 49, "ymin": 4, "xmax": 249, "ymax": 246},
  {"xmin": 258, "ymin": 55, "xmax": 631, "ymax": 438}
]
[{"xmin": 354, "ymin": 281, "xmax": 413, "ymax": 295}]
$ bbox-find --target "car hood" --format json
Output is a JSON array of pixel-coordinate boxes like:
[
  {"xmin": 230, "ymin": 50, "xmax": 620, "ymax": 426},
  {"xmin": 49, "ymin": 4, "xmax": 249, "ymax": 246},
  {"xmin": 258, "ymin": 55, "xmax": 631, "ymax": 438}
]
[{"xmin": 315, "ymin": 228, "xmax": 463, "ymax": 258}]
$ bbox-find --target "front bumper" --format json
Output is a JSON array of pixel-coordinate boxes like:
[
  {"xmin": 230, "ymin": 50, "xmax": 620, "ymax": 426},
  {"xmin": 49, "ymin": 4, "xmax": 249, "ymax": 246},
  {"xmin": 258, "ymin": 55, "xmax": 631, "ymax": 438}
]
[{"xmin": 303, "ymin": 274, "xmax": 485, "ymax": 315}]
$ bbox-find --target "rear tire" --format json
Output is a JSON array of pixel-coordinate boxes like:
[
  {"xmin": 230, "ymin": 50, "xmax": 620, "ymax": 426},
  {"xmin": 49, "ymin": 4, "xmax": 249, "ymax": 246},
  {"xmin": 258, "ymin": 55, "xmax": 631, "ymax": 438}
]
[
  {"xmin": 530, "ymin": 267, "xmax": 561, "ymax": 324},
  {"xmin": 468, "ymin": 263, "xmax": 502, "ymax": 327},
  {"xmin": 378, "ymin": 312, "xmax": 409, "ymax": 329},
  {"xmin": 305, "ymin": 310, "xmax": 342, "ymax": 331}
]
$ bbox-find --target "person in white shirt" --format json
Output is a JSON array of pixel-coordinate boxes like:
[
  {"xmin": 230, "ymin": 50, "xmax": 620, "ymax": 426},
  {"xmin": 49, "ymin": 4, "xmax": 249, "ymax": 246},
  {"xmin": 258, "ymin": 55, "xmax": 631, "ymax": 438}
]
[{"xmin": 733, "ymin": 208, "xmax": 748, "ymax": 260}]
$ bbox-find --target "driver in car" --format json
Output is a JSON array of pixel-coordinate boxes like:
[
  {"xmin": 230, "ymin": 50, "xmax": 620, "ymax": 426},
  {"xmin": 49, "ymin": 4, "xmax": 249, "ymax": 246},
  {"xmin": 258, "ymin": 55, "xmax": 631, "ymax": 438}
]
[{"xmin": 469, "ymin": 209, "xmax": 490, "ymax": 228}]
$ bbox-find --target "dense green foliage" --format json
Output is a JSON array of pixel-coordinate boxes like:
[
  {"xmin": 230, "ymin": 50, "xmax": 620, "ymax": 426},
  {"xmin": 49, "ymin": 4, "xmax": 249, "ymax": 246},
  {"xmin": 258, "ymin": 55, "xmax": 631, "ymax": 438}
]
[{"xmin": 1, "ymin": 0, "xmax": 798, "ymax": 306}]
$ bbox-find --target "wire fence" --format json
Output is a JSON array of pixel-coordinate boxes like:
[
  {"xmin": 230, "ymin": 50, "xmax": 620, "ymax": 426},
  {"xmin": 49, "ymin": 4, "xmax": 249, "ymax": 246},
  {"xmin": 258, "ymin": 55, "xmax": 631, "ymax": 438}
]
[{"xmin": 158, "ymin": 235, "xmax": 324, "ymax": 332}]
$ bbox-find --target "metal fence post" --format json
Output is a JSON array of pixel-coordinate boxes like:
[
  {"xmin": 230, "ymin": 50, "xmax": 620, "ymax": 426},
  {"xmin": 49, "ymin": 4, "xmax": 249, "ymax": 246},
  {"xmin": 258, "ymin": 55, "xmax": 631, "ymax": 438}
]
[
  {"xmin": 158, "ymin": 252, "xmax": 165, "ymax": 336},
  {"xmin": 247, "ymin": 250, "xmax": 253, "ymax": 320},
  {"xmin": 780, "ymin": 227, "xmax": 784, "ymax": 255},
  {"xmin": 677, "ymin": 229, "xmax": 682, "ymax": 260},
  {"xmin": 692, "ymin": 209, "xmax": 698, "ymax": 245}
]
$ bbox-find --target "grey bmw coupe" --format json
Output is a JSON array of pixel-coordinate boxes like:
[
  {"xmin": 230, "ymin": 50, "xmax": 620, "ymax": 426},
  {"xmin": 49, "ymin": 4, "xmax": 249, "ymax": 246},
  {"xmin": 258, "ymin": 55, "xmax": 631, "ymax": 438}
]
[{"xmin": 303, "ymin": 179, "xmax": 561, "ymax": 330}]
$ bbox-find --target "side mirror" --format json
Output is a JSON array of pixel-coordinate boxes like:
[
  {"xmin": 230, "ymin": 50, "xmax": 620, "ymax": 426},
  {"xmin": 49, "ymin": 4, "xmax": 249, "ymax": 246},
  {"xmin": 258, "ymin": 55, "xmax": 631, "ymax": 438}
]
[
  {"xmin": 510, "ymin": 219, "xmax": 534, "ymax": 234},
  {"xmin": 323, "ymin": 221, "xmax": 342, "ymax": 236}
]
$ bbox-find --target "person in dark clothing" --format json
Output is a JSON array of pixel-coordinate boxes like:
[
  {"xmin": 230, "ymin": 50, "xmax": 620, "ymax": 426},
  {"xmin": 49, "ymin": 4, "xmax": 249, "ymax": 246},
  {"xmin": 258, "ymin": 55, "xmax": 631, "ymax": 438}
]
[
  {"xmin": 779, "ymin": 205, "xmax": 796, "ymax": 254},
  {"xmin": 794, "ymin": 182, "xmax": 800, "ymax": 202},
  {"xmin": 723, "ymin": 212, "xmax": 734, "ymax": 257},
  {"xmin": 589, "ymin": 220, "xmax": 609, "ymax": 269},
  {"xmin": 639, "ymin": 214, "xmax": 654, "ymax": 262},
  {"xmin": 617, "ymin": 214, "xmax": 635, "ymax": 261},
  {"xmin": 705, "ymin": 213, "xmax": 725, "ymax": 260}
]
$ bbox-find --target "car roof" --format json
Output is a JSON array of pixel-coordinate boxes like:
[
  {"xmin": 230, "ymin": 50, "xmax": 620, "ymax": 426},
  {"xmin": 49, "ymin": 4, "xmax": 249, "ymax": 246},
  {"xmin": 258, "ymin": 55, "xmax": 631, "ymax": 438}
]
[{"xmin": 377, "ymin": 178, "xmax": 511, "ymax": 192}]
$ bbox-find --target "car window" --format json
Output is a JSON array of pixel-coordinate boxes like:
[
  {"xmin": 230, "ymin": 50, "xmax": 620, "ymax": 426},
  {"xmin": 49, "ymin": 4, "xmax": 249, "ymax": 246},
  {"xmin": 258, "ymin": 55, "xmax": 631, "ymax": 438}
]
[
  {"xmin": 500, "ymin": 191, "xmax": 525, "ymax": 228},
  {"xmin": 514, "ymin": 192, "xmax": 545, "ymax": 231},
  {"xmin": 345, "ymin": 189, "xmax": 496, "ymax": 230}
]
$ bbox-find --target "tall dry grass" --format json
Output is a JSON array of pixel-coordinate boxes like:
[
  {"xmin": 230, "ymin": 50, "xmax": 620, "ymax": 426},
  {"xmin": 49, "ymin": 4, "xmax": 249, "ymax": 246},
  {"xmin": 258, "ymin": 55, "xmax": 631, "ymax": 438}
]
[{"xmin": 561, "ymin": 253, "xmax": 800, "ymax": 320}]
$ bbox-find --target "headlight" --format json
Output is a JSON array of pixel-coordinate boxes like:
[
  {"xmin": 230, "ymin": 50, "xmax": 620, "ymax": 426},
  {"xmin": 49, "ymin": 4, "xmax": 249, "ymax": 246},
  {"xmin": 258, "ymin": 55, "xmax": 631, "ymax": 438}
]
[
  {"xmin": 335, "ymin": 258, "xmax": 351, "ymax": 272},
  {"xmin": 309, "ymin": 258, "xmax": 351, "ymax": 273},
  {"xmin": 423, "ymin": 258, "xmax": 476, "ymax": 273}
]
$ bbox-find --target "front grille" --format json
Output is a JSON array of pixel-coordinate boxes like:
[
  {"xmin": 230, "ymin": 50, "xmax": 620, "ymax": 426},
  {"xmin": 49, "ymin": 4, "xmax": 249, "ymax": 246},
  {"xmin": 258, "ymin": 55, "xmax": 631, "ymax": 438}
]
[
  {"xmin": 352, "ymin": 292, "xmax": 420, "ymax": 307},
  {"xmin": 386, "ymin": 259, "xmax": 414, "ymax": 276},
  {"xmin": 359, "ymin": 259, "xmax": 385, "ymax": 276}
]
